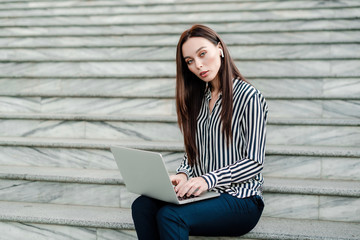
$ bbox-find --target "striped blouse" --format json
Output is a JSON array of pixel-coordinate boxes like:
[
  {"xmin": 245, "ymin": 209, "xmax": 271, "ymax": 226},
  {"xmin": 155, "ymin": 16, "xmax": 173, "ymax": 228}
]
[{"xmin": 176, "ymin": 78, "xmax": 268, "ymax": 198}]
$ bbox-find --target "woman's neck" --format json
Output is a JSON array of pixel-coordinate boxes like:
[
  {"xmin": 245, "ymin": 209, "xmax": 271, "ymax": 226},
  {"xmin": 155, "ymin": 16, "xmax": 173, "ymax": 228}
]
[{"xmin": 210, "ymin": 76, "xmax": 220, "ymax": 93}]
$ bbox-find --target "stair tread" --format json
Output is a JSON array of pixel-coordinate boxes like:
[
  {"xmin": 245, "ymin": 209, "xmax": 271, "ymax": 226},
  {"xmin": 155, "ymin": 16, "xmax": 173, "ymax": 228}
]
[
  {"xmin": 0, "ymin": 20, "xmax": 358, "ymax": 39},
  {"xmin": 0, "ymin": 136, "xmax": 359, "ymax": 157},
  {"xmin": 0, "ymin": 61, "xmax": 359, "ymax": 78},
  {"xmin": 1, "ymin": 8, "xmax": 359, "ymax": 28},
  {"xmin": 1, "ymin": 93, "xmax": 360, "ymax": 100},
  {"xmin": 0, "ymin": 165, "xmax": 122, "ymax": 184},
  {"xmin": 265, "ymin": 177, "xmax": 360, "ymax": 197},
  {"xmin": 0, "ymin": 200, "xmax": 133, "ymax": 229},
  {"xmin": 1, "ymin": 0, "xmax": 359, "ymax": 15},
  {"xmin": 0, "ymin": 200, "xmax": 359, "ymax": 240},
  {"xmin": 1, "ymin": 44, "xmax": 360, "ymax": 62},
  {"xmin": 1, "ymin": 31, "xmax": 360, "ymax": 48},
  {"xmin": 1, "ymin": 112, "xmax": 360, "ymax": 126},
  {"xmin": 1, "ymin": 165, "xmax": 359, "ymax": 197}
]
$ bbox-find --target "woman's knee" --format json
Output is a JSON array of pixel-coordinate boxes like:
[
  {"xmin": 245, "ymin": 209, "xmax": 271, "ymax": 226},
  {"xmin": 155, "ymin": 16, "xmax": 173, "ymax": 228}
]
[
  {"xmin": 131, "ymin": 195, "xmax": 158, "ymax": 217},
  {"xmin": 131, "ymin": 196, "xmax": 144, "ymax": 211},
  {"xmin": 156, "ymin": 205, "xmax": 181, "ymax": 224}
]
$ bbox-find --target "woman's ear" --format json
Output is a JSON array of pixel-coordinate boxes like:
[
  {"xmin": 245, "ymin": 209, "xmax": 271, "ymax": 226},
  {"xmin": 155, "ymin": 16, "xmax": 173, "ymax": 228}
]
[
  {"xmin": 217, "ymin": 42, "xmax": 224, "ymax": 58},
  {"xmin": 219, "ymin": 49, "xmax": 224, "ymax": 58}
]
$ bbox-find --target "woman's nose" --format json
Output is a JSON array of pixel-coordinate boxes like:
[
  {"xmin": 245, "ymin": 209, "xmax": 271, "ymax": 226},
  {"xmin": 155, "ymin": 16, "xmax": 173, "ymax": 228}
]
[{"xmin": 195, "ymin": 60, "xmax": 202, "ymax": 69}]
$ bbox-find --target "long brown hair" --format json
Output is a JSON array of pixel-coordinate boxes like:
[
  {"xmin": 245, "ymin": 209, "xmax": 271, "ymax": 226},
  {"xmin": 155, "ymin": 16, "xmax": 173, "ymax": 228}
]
[{"xmin": 176, "ymin": 24, "xmax": 246, "ymax": 166}]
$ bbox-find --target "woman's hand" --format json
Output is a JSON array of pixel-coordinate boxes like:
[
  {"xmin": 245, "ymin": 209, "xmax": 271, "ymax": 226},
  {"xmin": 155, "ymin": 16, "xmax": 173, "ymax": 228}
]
[
  {"xmin": 170, "ymin": 173, "xmax": 188, "ymax": 188},
  {"xmin": 171, "ymin": 174, "xmax": 209, "ymax": 197}
]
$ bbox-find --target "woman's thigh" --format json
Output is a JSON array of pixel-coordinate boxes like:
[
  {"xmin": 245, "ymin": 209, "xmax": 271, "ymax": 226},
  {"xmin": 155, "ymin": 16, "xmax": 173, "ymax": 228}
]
[{"xmin": 158, "ymin": 193, "xmax": 264, "ymax": 237}]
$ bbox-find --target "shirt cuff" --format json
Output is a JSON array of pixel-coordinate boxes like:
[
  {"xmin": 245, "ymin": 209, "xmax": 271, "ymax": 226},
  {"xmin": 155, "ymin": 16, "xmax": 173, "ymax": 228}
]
[
  {"xmin": 176, "ymin": 169, "xmax": 189, "ymax": 180},
  {"xmin": 201, "ymin": 172, "xmax": 217, "ymax": 189}
]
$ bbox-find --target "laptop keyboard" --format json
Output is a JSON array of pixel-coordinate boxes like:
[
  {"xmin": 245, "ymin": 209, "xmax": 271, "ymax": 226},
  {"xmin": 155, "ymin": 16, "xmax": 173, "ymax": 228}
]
[{"xmin": 178, "ymin": 195, "xmax": 196, "ymax": 201}]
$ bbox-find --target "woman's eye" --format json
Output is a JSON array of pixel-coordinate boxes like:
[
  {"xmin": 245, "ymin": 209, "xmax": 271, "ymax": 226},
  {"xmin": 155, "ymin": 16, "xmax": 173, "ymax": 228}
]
[
  {"xmin": 186, "ymin": 59, "xmax": 193, "ymax": 65},
  {"xmin": 200, "ymin": 52, "xmax": 206, "ymax": 57}
]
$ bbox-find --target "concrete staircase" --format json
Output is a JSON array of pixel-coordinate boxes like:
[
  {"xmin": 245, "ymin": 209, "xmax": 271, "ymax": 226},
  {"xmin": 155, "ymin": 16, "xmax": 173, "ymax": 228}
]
[{"xmin": 0, "ymin": 0, "xmax": 359, "ymax": 239}]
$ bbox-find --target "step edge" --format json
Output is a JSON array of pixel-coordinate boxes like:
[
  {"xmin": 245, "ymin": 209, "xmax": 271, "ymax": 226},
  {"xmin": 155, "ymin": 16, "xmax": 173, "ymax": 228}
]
[
  {"xmin": 0, "ymin": 137, "xmax": 359, "ymax": 157},
  {"xmin": 0, "ymin": 201, "xmax": 359, "ymax": 239},
  {"xmin": 0, "ymin": 166, "xmax": 359, "ymax": 197},
  {"xmin": 0, "ymin": 113, "xmax": 359, "ymax": 126}
]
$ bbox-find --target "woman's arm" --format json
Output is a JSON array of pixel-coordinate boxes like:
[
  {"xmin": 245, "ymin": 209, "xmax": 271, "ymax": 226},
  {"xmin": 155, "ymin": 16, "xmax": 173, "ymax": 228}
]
[
  {"xmin": 174, "ymin": 153, "xmax": 208, "ymax": 197},
  {"xmin": 176, "ymin": 153, "xmax": 193, "ymax": 179},
  {"xmin": 202, "ymin": 92, "xmax": 268, "ymax": 189}
]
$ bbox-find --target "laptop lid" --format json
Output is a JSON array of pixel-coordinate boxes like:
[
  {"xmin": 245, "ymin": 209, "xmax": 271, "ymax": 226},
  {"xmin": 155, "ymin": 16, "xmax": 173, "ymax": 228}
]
[
  {"xmin": 110, "ymin": 146, "xmax": 220, "ymax": 205},
  {"xmin": 111, "ymin": 146, "xmax": 180, "ymax": 204}
]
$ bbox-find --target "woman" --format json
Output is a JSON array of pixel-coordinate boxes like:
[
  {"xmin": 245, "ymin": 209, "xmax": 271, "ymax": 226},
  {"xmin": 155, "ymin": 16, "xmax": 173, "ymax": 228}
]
[{"xmin": 132, "ymin": 24, "xmax": 268, "ymax": 239}]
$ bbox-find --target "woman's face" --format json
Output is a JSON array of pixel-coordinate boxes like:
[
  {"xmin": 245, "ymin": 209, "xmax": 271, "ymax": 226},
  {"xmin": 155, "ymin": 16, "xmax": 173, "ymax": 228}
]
[{"xmin": 182, "ymin": 37, "xmax": 222, "ymax": 84}]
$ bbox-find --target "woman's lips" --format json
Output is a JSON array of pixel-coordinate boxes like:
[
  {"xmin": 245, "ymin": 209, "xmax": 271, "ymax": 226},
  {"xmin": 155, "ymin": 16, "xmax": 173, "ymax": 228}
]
[{"xmin": 200, "ymin": 71, "xmax": 209, "ymax": 77}]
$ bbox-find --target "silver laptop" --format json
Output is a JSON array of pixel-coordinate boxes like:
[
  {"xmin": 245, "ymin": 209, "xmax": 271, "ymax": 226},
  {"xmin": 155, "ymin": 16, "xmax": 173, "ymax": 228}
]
[{"xmin": 110, "ymin": 146, "xmax": 220, "ymax": 205}]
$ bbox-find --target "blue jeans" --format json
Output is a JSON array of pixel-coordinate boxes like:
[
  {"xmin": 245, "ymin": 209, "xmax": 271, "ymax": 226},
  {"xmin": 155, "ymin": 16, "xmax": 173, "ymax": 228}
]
[{"xmin": 131, "ymin": 193, "xmax": 264, "ymax": 240}]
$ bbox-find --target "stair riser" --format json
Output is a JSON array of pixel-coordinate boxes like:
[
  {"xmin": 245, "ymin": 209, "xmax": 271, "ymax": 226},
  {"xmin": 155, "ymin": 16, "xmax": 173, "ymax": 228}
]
[
  {"xmin": 0, "ymin": 179, "xmax": 132, "ymax": 208},
  {"xmin": 0, "ymin": 119, "xmax": 359, "ymax": 146},
  {"xmin": 0, "ymin": 222, "xmax": 137, "ymax": 240},
  {"xmin": 263, "ymin": 193, "xmax": 360, "ymax": 223},
  {"xmin": 1, "ymin": 97, "xmax": 360, "ymax": 118},
  {"xmin": 0, "ymin": 61, "xmax": 359, "ymax": 78},
  {"xmin": 1, "ymin": 31, "xmax": 360, "ymax": 48},
  {"xmin": 0, "ymin": 146, "xmax": 183, "ymax": 171},
  {"xmin": 1, "ymin": 44, "xmax": 359, "ymax": 61},
  {"xmin": 1, "ymin": 179, "xmax": 358, "ymax": 222},
  {"xmin": 0, "ymin": 146, "xmax": 359, "ymax": 181},
  {"xmin": 0, "ymin": 97, "xmax": 176, "ymax": 116},
  {"xmin": 1, "ymin": 78, "xmax": 359, "ymax": 99},
  {"xmin": 267, "ymin": 125, "xmax": 360, "ymax": 147},
  {"xmin": 0, "ymin": 78, "xmax": 176, "ymax": 98},
  {"xmin": 264, "ymin": 155, "xmax": 360, "ymax": 181},
  {"xmin": 1, "ymin": 0, "xmax": 359, "ymax": 16},
  {"xmin": 0, "ymin": 20, "xmax": 358, "ymax": 38},
  {"xmin": 0, "ymin": 119, "xmax": 183, "ymax": 142},
  {"xmin": 0, "ymin": 222, "xmax": 253, "ymax": 240},
  {"xmin": 1, "ymin": 8, "xmax": 359, "ymax": 27}
]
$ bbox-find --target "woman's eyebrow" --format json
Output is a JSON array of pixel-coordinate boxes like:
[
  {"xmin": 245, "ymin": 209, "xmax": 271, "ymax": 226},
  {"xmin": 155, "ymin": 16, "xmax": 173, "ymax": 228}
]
[{"xmin": 184, "ymin": 46, "xmax": 206, "ymax": 59}]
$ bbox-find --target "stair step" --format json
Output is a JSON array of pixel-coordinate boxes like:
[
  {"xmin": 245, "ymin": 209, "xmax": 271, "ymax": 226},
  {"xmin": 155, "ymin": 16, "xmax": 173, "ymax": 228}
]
[
  {"xmin": 1, "ymin": 136, "xmax": 359, "ymax": 158},
  {"xmin": 0, "ymin": 78, "xmax": 359, "ymax": 99},
  {"xmin": 1, "ymin": 44, "xmax": 359, "ymax": 61},
  {"xmin": 0, "ymin": 166, "xmax": 135, "ymax": 208},
  {"xmin": 1, "ymin": 96, "xmax": 359, "ymax": 119},
  {"xmin": 0, "ymin": 165, "xmax": 359, "ymax": 222},
  {"xmin": 0, "ymin": 136, "xmax": 184, "ymax": 150},
  {"xmin": 0, "ymin": 144, "xmax": 183, "ymax": 171},
  {"xmin": 0, "ymin": 166, "xmax": 122, "ymax": 184},
  {"xmin": 0, "ymin": 78, "xmax": 176, "ymax": 98},
  {"xmin": 0, "ymin": 20, "xmax": 358, "ymax": 38},
  {"xmin": 0, "ymin": 118, "xmax": 183, "ymax": 142},
  {"xmin": 4, "ymin": 0, "xmax": 326, "ymax": 10},
  {"xmin": 0, "ymin": 144, "xmax": 359, "ymax": 181},
  {"xmin": 0, "ymin": 114, "xmax": 359, "ymax": 146},
  {"xmin": 265, "ymin": 177, "xmax": 360, "ymax": 197},
  {"xmin": 1, "ymin": 31, "xmax": 359, "ymax": 48},
  {"xmin": 1, "ymin": 8, "xmax": 359, "ymax": 28},
  {"xmin": 0, "ymin": 201, "xmax": 359, "ymax": 239},
  {"xmin": 0, "ymin": 201, "xmax": 132, "ymax": 229},
  {"xmin": 1, "ymin": 0, "xmax": 359, "ymax": 17},
  {"xmin": 1, "ymin": 166, "xmax": 359, "ymax": 197},
  {"xmin": 264, "ymin": 155, "xmax": 360, "ymax": 181},
  {"xmin": 0, "ymin": 61, "xmax": 359, "ymax": 78},
  {"xmin": 3, "ymin": 112, "xmax": 360, "ymax": 125},
  {"xmin": 0, "ymin": 96, "xmax": 176, "ymax": 116}
]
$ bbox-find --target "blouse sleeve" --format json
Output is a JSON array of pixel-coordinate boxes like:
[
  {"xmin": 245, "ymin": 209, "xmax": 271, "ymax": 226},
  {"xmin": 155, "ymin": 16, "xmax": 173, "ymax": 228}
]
[
  {"xmin": 176, "ymin": 152, "xmax": 193, "ymax": 179},
  {"xmin": 201, "ymin": 92, "xmax": 268, "ymax": 189}
]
